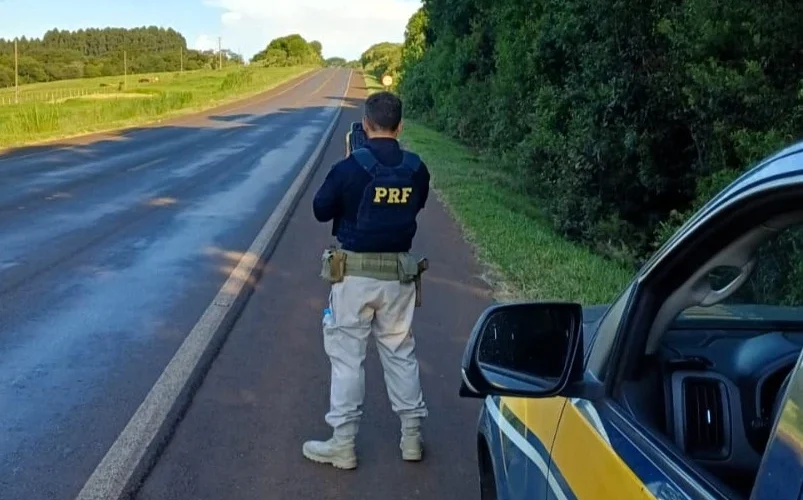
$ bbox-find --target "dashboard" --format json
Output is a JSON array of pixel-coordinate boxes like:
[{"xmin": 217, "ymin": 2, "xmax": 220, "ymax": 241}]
[{"xmin": 659, "ymin": 328, "xmax": 802, "ymax": 492}]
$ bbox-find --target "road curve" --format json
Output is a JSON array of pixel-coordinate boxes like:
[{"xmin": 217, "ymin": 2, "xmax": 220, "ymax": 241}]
[{"xmin": 0, "ymin": 67, "xmax": 352, "ymax": 500}]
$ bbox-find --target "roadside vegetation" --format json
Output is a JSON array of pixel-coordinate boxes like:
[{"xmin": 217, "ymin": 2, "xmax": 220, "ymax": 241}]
[
  {"xmin": 363, "ymin": 0, "xmax": 803, "ymax": 304},
  {"xmin": 365, "ymin": 74, "xmax": 631, "ymax": 303},
  {"xmin": 360, "ymin": 43, "xmax": 403, "ymax": 87},
  {"xmin": 0, "ymin": 66, "xmax": 313, "ymax": 148}
]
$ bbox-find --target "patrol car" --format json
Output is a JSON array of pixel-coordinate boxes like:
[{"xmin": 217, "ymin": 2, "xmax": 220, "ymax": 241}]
[{"xmin": 459, "ymin": 140, "xmax": 803, "ymax": 500}]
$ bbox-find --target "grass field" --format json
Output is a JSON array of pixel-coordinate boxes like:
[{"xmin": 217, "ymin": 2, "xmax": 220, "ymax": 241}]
[
  {"xmin": 0, "ymin": 66, "xmax": 315, "ymax": 148},
  {"xmin": 362, "ymin": 74, "xmax": 631, "ymax": 303},
  {"xmin": 0, "ymin": 68, "xmax": 207, "ymax": 96}
]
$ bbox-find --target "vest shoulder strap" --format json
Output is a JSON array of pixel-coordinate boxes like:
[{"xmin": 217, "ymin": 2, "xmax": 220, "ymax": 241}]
[
  {"xmin": 351, "ymin": 148, "xmax": 378, "ymax": 172},
  {"xmin": 351, "ymin": 147, "xmax": 422, "ymax": 173},
  {"xmin": 400, "ymin": 151, "xmax": 422, "ymax": 172}
]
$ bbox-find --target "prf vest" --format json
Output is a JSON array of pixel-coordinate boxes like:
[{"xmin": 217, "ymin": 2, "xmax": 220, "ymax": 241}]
[{"xmin": 337, "ymin": 147, "xmax": 422, "ymax": 249}]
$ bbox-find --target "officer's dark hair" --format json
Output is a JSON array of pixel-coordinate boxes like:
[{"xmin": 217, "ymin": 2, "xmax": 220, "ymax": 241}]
[{"xmin": 364, "ymin": 91, "xmax": 402, "ymax": 132}]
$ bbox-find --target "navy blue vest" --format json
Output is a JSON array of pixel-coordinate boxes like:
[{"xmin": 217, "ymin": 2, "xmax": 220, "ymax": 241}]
[{"xmin": 338, "ymin": 147, "xmax": 422, "ymax": 251}]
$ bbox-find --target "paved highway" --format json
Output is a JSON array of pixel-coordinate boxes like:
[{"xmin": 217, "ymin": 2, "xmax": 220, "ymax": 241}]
[{"xmin": 0, "ymin": 68, "xmax": 351, "ymax": 499}]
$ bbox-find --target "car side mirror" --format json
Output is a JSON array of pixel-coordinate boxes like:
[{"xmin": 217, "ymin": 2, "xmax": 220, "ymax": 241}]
[{"xmin": 459, "ymin": 302, "xmax": 585, "ymax": 399}]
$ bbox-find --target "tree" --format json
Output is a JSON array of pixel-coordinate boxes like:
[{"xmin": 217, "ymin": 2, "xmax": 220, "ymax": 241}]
[
  {"xmin": 401, "ymin": 7, "xmax": 428, "ymax": 69},
  {"xmin": 360, "ymin": 42, "xmax": 402, "ymax": 83},
  {"xmin": 251, "ymin": 34, "xmax": 324, "ymax": 67},
  {"xmin": 0, "ymin": 64, "xmax": 13, "ymax": 87},
  {"xmin": 310, "ymin": 41, "xmax": 323, "ymax": 58},
  {"xmin": 399, "ymin": 0, "xmax": 803, "ymax": 268},
  {"xmin": 17, "ymin": 56, "xmax": 48, "ymax": 83},
  {"xmin": 325, "ymin": 57, "xmax": 347, "ymax": 67}
]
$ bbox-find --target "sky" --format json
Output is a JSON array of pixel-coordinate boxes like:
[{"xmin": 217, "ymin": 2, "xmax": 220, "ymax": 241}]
[{"xmin": 0, "ymin": 0, "xmax": 422, "ymax": 61}]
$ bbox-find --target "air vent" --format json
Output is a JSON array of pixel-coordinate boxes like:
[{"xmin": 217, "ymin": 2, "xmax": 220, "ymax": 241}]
[{"xmin": 682, "ymin": 377, "xmax": 728, "ymax": 460}]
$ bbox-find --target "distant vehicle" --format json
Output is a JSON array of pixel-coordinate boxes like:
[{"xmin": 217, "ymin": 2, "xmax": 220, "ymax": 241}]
[
  {"xmin": 345, "ymin": 121, "xmax": 367, "ymax": 157},
  {"xmin": 459, "ymin": 140, "xmax": 803, "ymax": 500}
]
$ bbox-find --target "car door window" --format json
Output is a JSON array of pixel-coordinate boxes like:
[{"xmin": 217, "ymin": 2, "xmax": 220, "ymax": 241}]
[{"xmin": 681, "ymin": 225, "xmax": 803, "ymax": 316}]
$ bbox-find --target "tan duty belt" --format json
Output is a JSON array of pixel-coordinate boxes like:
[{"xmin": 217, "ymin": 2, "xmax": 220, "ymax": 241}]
[{"xmin": 320, "ymin": 247, "xmax": 430, "ymax": 306}]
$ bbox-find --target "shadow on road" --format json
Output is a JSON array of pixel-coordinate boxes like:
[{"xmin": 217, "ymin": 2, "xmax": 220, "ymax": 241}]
[{"xmin": 324, "ymin": 96, "xmax": 366, "ymax": 109}]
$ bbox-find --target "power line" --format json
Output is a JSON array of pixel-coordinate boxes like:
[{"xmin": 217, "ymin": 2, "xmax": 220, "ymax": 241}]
[{"xmin": 14, "ymin": 38, "xmax": 19, "ymax": 105}]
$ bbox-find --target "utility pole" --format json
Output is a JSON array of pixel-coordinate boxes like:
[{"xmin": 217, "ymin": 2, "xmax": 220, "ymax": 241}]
[
  {"xmin": 218, "ymin": 37, "xmax": 222, "ymax": 70},
  {"xmin": 14, "ymin": 38, "xmax": 19, "ymax": 104},
  {"xmin": 180, "ymin": 46, "xmax": 183, "ymax": 72},
  {"xmin": 124, "ymin": 50, "xmax": 128, "ymax": 89}
]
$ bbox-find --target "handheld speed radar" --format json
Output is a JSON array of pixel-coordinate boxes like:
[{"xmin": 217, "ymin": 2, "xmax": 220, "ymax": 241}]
[{"xmin": 345, "ymin": 121, "xmax": 368, "ymax": 157}]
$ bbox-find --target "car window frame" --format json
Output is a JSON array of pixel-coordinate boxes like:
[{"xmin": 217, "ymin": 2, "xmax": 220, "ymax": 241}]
[
  {"xmin": 597, "ymin": 184, "xmax": 803, "ymax": 500},
  {"xmin": 585, "ymin": 281, "xmax": 636, "ymax": 381}
]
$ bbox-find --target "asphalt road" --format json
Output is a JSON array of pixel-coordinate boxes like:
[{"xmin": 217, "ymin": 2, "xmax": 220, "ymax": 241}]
[
  {"xmin": 0, "ymin": 67, "xmax": 352, "ymax": 500},
  {"xmin": 137, "ymin": 74, "xmax": 492, "ymax": 499}
]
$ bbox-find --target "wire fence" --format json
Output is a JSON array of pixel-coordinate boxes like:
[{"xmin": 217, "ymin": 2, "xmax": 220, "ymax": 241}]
[
  {"xmin": 0, "ymin": 86, "xmax": 130, "ymax": 106},
  {"xmin": 0, "ymin": 73, "xmax": 177, "ymax": 106}
]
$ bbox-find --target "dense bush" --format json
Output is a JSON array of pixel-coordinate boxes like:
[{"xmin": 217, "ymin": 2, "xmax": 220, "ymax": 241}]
[{"xmin": 400, "ymin": 0, "xmax": 803, "ymax": 268}]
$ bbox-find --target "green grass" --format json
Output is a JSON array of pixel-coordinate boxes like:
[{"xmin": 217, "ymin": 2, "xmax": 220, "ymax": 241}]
[
  {"xmin": 362, "ymin": 73, "xmax": 631, "ymax": 303},
  {"xmin": 364, "ymin": 73, "xmax": 385, "ymax": 93},
  {"xmin": 0, "ymin": 69, "xmax": 205, "ymax": 98},
  {"xmin": 0, "ymin": 66, "xmax": 316, "ymax": 148}
]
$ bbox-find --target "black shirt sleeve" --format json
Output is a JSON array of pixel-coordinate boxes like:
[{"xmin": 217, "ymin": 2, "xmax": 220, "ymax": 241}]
[{"xmin": 417, "ymin": 160, "xmax": 431, "ymax": 210}]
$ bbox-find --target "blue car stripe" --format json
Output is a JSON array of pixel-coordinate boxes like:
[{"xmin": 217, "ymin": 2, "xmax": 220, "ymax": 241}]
[
  {"xmin": 485, "ymin": 397, "xmax": 576, "ymax": 500},
  {"xmin": 587, "ymin": 404, "xmax": 694, "ymax": 499},
  {"xmin": 487, "ymin": 396, "xmax": 694, "ymax": 500}
]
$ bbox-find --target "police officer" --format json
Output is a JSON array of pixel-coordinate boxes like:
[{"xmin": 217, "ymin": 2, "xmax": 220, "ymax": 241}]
[{"xmin": 304, "ymin": 91, "xmax": 431, "ymax": 470}]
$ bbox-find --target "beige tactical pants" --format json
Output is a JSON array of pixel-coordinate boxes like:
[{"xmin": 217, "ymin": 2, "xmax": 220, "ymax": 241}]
[{"xmin": 323, "ymin": 275, "xmax": 428, "ymax": 438}]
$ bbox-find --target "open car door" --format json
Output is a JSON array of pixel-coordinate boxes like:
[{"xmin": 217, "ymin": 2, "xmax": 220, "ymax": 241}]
[{"xmin": 751, "ymin": 349, "xmax": 803, "ymax": 500}]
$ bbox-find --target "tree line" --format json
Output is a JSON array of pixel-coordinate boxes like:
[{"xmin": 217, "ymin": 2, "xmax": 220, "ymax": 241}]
[
  {"xmin": 0, "ymin": 27, "xmax": 243, "ymax": 87},
  {"xmin": 250, "ymin": 34, "xmax": 324, "ymax": 67},
  {"xmin": 394, "ymin": 0, "xmax": 803, "ymax": 273},
  {"xmin": 0, "ymin": 25, "xmax": 362, "ymax": 89}
]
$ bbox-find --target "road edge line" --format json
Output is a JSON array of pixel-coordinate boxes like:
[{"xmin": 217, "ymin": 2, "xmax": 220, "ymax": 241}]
[{"xmin": 74, "ymin": 68, "xmax": 354, "ymax": 500}]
